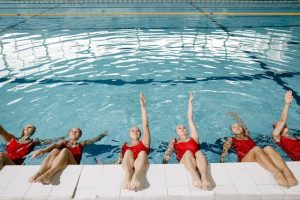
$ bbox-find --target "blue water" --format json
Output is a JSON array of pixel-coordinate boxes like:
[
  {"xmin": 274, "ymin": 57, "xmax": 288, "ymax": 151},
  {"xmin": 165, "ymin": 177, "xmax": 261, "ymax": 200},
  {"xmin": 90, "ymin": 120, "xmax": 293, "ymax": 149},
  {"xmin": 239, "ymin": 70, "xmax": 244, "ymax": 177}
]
[{"xmin": 0, "ymin": 3, "xmax": 300, "ymax": 164}]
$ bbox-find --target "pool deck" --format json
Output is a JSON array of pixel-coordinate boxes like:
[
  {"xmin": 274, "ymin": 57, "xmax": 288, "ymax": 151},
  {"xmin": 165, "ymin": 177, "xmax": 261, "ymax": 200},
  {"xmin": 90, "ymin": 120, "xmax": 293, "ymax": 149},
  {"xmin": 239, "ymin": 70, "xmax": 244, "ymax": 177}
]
[{"xmin": 0, "ymin": 162, "xmax": 299, "ymax": 199}]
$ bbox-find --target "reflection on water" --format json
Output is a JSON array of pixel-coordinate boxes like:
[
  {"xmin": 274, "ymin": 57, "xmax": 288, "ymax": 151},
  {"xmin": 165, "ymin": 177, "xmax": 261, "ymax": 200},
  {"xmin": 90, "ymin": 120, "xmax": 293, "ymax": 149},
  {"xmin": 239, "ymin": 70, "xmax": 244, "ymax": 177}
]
[{"xmin": 1, "ymin": 12, "xmax": 300, "ymax": 163}]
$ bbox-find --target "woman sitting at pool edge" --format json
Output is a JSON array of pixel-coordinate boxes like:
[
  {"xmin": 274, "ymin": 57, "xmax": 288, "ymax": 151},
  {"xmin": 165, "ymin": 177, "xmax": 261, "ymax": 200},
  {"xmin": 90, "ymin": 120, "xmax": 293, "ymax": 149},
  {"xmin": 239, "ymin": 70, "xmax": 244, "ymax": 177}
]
[
  {"xmin": 220, "ymin": 112, "xmax": 297, "ymax": 188},
  {"xmin": 116, "ymin": 93, "xmax": 150, "ymax": 191},
  {"xmin": 0, "ymin": 124, "xmax": 66, "ymax": 170},
  {"xmin": 162, "ymin": 92, "xmax": 212, "ymax": 190},
  {"xmin": 29, "ymin": 128, "xmax": 108, "ymax": 184},
  {"xmin": 272, "ymin": 90, "xmax": 300, "ymax": 161}
]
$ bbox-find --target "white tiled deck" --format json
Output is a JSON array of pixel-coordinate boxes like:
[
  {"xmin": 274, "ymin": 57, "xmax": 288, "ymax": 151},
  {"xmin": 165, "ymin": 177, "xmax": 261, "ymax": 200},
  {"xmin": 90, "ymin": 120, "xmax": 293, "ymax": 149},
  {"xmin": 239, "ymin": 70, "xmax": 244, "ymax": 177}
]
[{"xmin": 0, "ymin": 162, "xmax": 299, "ymax": 200}]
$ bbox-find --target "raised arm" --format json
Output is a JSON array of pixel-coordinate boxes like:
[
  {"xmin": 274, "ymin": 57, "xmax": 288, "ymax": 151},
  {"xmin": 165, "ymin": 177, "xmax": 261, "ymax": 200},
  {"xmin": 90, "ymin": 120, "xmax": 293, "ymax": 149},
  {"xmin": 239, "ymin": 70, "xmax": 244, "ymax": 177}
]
[
  {"xmin": 140, "ymin": 93, "xmax": 150, "ymax": 148},
  {"xmin": 35, "ymin": 134, "xmax": 68, "ymax": 146},
  {"xmin": 272, "ymin": 90, "xmax": 293, "ymax": 141},
  {"xmin": 32, "ymin": 140, "xmax": 65, "ymax": 158},
  {"xmin": 162, "ymin": 139, "xmax": 175, "ymax": 164},
  {"xmin": 229, "ymin": 112, "xmax": 249, "ymax": 136},
  {"xmin": 188, "ymin": 92, "xmax": 198, "ymax": 142},
  {"xmin": 220, "ymin": 137, "xmax": 232, "ymax": 163},
  {"xmin": 80, "ymin": 130, "xmax": 109, "ymax": 146},
  {"xmin": 0, "ymin": 125, "xmax": 15, "ymax": 143}
]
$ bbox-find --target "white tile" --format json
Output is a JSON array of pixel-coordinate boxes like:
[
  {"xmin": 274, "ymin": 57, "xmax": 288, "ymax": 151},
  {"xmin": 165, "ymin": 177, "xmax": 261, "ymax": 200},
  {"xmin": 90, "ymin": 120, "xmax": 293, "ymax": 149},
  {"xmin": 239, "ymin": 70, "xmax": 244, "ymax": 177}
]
[
  {"xmin": 244, "ymin": 162, "xmax": 276, "ymax": 185},
  {"xmin": 0, "ymin": 165, "xmax": 22, "ymax": 189},
  {"xmin": 183, "ymin": 165, "xmax": 214, "ymax": 199},
  {"xmin": 48, "ymin": 165, "xmax": 83, "ymax": 199},
  {"xmin": 286, "ymin": 161, "xmax": 300, "ymax": 180},
  {"xmin": 167, "ymin": 185, "xmax": 191, "ymax": 197},
  {"xmin": 76, "ymin": 165, "xmax": 102, "ymax": 189},
  {"xmin": 228, "ymin": 170, "xmax": 261, "ymax": 196},
  {"xmin": 258, "ymin": 185, "xmax": 285, "ymax": 200},
  {"xmin": 165, "ymin": 164, "xmax": 189, "ymax": 187},
  {"xmin": 73, "ymin": 188, "xmax": 97, "ymax": 200},
  {"xmin": 224, "ymin": 162, "xmax": 247, "ymax": 170},
  {"xmin": 120, "ymin": 189, "xmax": 144, "ymax": 198},
  {"xmin": 210, "ymin": 163, "xmax": 233, "ymax": 186},
  {"xmin": 0, "ymin": 165, "xmax": 38, "ymax": 199},
  {"xmin": 189, "ymin": 187, "xmax": 214, "ymax": 199},
  {"xmin": 24, "ymin": 184, "xmax": 53, "ymax": 200},
  {"xmin": 283, "ymin": 186, "xmax": 300, "ymax": 196},
  {"xmin": 214, "ymin": 185, "xmax": 238, "ymax": 196},
  {"xmin": 96, "ymin": 164, "xmax": 122, "ymax": 198},
  {"xmin": 144, "ymin": 164, "xmax": 167, "ymax": 197}
]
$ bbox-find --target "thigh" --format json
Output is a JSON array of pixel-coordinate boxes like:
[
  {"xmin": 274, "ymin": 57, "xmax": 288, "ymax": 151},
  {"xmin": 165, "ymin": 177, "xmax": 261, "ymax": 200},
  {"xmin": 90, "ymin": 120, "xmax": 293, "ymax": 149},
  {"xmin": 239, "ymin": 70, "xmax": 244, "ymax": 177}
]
[{"xmin": 241, "ymin": 147, "xmax": 257, "ymax": 162}]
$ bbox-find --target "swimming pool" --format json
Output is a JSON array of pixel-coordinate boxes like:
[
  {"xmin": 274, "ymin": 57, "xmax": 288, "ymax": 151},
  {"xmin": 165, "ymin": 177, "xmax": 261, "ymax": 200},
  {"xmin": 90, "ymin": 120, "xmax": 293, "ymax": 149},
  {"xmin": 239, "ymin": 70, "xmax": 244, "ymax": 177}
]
[{"xmin": 0, "ymin": 1, "xmax": 300, "ymax": 164}]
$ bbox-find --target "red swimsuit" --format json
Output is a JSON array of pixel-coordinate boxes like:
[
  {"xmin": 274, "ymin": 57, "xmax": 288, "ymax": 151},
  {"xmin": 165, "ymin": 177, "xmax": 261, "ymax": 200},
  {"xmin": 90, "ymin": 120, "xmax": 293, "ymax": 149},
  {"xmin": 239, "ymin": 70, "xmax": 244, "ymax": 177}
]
[
  {"xmin": 61, "ymin": 141, "xmax": 83, "ymax": 164},
  {"xmin": 174, "ymin": 138, "xmax": 199, "ymax": 161},
  {"xmin": 121, "ymin": 141, "xmax": 149, "ymax": 159},
  {"xmin": 276, "ymin": 136, "xmax": 300, "ymax": 161},
  {"xmin": 232, "ymin": 137, "xmax": 256, "ymax": 162},
  {"xmin": 5, "ymin": 138, "xmax": 35, "ymax": 165}
]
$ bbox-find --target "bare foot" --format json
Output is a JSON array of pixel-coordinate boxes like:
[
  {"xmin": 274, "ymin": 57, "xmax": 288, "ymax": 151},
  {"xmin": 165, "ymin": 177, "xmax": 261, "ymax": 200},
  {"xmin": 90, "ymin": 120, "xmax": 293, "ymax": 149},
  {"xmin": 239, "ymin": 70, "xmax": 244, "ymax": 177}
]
[
  {"xmin": 122, "ymin": 170, "xmax": 133, "ymax": 190},
  {"xmin": 192, "ymin": 179, "xmax": 202, "ymax": 189},
  {"xmin": 201, "ymin": 174, "xmax": 212, "ymax": 190},
  {"xmin": 29, "ymin": 171, "xmax": 43, "ymax": 183},
  {"xmin": 283, "ymin": 169, "xmax": 298, "ymax": 187},
  {"xmin": 274, "ymin": 172, "xmax": 288, "ymax": 188},
  {"xmin": 36, "ymin": 172, "xmax": 52, "ymax": 185},
  {"xmin": 130, "ymin": 173, "xmax": 142, "ymax": 190}
]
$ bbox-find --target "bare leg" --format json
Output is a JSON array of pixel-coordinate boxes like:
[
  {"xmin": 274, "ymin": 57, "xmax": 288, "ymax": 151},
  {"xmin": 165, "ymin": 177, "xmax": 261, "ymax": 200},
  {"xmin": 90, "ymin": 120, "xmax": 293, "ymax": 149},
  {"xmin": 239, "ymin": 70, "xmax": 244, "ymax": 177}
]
[
  {"xmin": 29, "ymin": 149, "xmax": 60, "ymax": 182},
  {"xmin": 195, "ymin": 150, "xmax": 212, "ymax": 190},
  {"xmin": 242, "ymin": 146, "xmax": 288, "ymax": 188},
  {"xmin": 0, "ymin": 152, "xmax": 15, "ymax": 170},
  {"xmin": 180, "ymin": 150, "xmax": 202, "ymax": 189},
  {"xmin": 122, "ymin": 150, "xmax": 134, "ymax": 189},
  {"xmin": 130, "ymin": 151, "xmax": 149, "ymax": 190},
  {"xmin": 36, "ymin": 148, "xmax": 77, "ymax": 184},
  {"xmin": 263, "ymin": 146, "xmax": 298, "ymax": 187}
]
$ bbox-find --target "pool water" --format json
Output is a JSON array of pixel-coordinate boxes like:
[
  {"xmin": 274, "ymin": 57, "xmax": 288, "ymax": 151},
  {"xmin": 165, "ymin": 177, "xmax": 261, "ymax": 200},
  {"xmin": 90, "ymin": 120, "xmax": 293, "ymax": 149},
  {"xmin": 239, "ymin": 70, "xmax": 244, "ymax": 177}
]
[{"xmin": 0, "ymin": 2, "xmax": 300, "ymax": 164}]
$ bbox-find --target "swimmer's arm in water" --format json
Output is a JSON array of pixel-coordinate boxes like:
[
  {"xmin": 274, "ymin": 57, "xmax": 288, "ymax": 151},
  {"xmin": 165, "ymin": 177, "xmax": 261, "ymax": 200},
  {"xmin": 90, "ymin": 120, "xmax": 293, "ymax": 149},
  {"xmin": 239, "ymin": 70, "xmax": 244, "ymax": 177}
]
[
  {"xmin": 35, "ymin": 134, "xmax": 68, "ymax": 146},
  {"xmin": 188, "ymin": 92, "xmax": 199, "ymax": 142},
  {"xmin": 32, "ymin": 140, "xmax": 65, "ymax": 158},
  {"xmin": 0, "ymin": 125, "xmax": 14, "ymax": 143},
  {"xmin": 80, "ymin": 130, "xmax": 109, "ymax": 146},
  {"xmin": 273, "ymin": 90, "xmax": 293, "ymax": 141},
  {"xmin": 162, "ymin": 139, "xmax": 175, "ymax": 164},
  {"xmin": 220, "ymin": 137, "xmax": 232, "ymax": 163},
  {"xmin": 116, "ymin": 152, "xmax": 123, "ymax": 164},
  {"xmin": 140, "ymin": 93, "xmax": 151, "ymax": 148},
  {"xmin": 229, "ymin": 112, "xmax": 249, "ymax": 136}
]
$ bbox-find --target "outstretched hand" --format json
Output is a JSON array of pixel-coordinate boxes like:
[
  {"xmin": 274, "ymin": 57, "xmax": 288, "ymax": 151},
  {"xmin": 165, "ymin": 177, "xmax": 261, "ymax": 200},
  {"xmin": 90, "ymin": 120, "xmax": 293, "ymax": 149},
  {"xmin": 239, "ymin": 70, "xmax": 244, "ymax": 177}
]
[
  {"xmin": 285, "ymin": 90, "xmax": 293, "ymax": 105},
  {"xmin": 101, "ymin": 130, "xmax": 109, "ymax": 136},
  {"xmin": 140, "ymin": 93, "xmax": 146, "ymax": 106},
  {"xmin": 31, "ymin": 150, "xmax": 43, "ymax": 159},
  {"xmin": 189, "ymin": 91, "xmax": 194, "ymax": 102}
]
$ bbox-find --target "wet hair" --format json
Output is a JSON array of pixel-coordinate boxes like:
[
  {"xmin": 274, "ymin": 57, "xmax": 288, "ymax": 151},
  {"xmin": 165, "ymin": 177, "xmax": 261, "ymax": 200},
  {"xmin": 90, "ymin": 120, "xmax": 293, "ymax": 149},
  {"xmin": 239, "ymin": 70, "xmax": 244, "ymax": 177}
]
[
  {"xmin": 21, "ymin": 125, "xmax": 36, "ymax": 137},
  {"xmin": 230, "ymin": 123, "xmax": 245, "ymax": 133}
]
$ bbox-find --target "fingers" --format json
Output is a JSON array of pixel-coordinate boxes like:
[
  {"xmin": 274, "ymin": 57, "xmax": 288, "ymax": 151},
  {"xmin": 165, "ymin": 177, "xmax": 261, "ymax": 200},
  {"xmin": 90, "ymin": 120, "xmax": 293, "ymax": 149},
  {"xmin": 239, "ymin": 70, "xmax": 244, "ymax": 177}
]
[
  {"xmin": 189, "ymin": 91, "xmax": 194, "ymax": 100},
  {"xmin": 140, "ymin": 93, "xmax": 146, "ymax": 105}
]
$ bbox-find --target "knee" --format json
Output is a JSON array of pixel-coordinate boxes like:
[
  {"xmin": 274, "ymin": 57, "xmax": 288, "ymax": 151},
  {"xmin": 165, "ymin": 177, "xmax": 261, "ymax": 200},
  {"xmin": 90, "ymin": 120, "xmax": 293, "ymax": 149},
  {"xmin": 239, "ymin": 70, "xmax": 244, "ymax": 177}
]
[
  {"xmin": 124, "ymin": 150, "xmax": 134, "ymax": 159},
  {"xmin": 60, "ymin": 148, "xmax": 71, "ymax": 156},
  {"xmin": 263, "ymin": 146, "xmax": 274, "ymax": 152},
  {"xmin": 137, "ymin": 151, "xmax": 148, "ymax": 159},
  {"xmin": 183, "ymin": 150, "xmax": 194, "ymax": 158},
  {"xmin": 49, "ymin": 149, "xmax": 60, "ymax": 156},
  {"xmin": 253, "ymin": 146, "xmax": 263, "ymax": 152}
]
